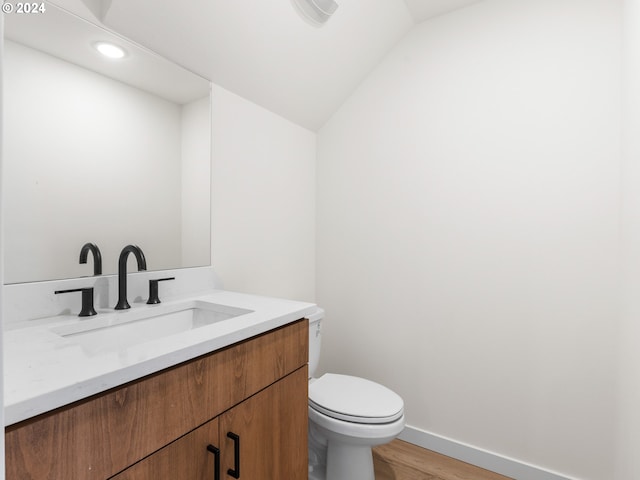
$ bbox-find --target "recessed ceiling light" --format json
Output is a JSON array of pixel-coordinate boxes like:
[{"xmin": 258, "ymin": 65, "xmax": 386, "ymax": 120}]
[
  {"xmin": 94, "ymin": 41, "xmax": 126, "ymax": 59},
  {"xmin": 292, "ymin": 0, "xmax": 339, "ymax": 25}
]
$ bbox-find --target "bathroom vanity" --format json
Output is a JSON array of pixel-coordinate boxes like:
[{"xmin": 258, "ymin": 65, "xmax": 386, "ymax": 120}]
[{"xmin": 3, "ymin": 287, "xmax": 314, "ymax": 479}]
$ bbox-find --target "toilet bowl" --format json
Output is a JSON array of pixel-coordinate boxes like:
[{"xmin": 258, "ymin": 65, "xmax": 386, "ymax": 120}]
[{"xmin": 307, "ymin": 308, "xmax": 405, "ymax": 480}]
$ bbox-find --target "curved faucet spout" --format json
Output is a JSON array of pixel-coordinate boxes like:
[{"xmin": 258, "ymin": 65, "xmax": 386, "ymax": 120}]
[
  {"xmin": 114, "ymin": 245, "xmax": 147, "ymax": 310},
  {"xmin": 79, "ymin": 242, "xmax": 102, "ymax": 276}
]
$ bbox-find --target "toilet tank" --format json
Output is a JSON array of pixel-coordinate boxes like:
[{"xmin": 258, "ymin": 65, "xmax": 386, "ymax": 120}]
[{"xmin": 307, "ymin": 307, "xmax": 324, "ymax": 378}]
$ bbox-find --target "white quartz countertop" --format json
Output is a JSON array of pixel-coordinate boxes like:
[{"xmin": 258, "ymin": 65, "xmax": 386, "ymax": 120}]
[{"xmin": 3, "ymin": 289, "xmax": 316, "ymax": 426}]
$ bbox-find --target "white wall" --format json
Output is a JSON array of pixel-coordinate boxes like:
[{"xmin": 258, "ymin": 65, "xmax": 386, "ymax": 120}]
[
  {"xmin": 181, "ymin": 96, "xmax": 211, "ymax": 267},
  {"xmin": 317, "ymin": 0, "xmax": 621, "ymax": 478},
  {"xmin": 3, "ymin": 40, "xmax": 183, "ymax": 282},
  {"xmin": 211, "ymin": 84, "xmax": 316, "ymax": 302},
  {"xmin": 618, "ymin": 0, "xmax": 640, "ymax": 478}
]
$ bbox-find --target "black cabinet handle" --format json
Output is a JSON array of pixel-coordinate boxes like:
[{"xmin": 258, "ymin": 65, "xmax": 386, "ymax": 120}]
[
  {"xmin": 207, "ymin": 444, "xmax": 220, "ymax": 480},
  {"xmin": 226, "ymin": 432, "xmax": 240, "ymax": 478}
]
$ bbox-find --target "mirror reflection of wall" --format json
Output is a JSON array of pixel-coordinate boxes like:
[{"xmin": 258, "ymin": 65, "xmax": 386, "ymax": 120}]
[{"xmin": 3, "ymin": 4, "xmax": 212, "ymax": 284}]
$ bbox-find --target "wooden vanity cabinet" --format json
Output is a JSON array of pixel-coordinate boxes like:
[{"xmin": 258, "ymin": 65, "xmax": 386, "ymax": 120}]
[
  {"xmin": 218, "ymin": 367, "xmax": 308, "ymax": 479},
  {"xmin": 5, "ymin": 319, "xmax": 309, "ymax": 480},
  {"xmin": 109, "ymin": 418, "xmax": 221, "ymax": 480},
  {"xmin": 112, "ymin": 368, "xmax": 307, "ymax": 480}
]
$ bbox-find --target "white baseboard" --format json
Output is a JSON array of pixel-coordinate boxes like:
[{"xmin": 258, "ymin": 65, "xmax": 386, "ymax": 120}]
[{"xmin": 399, "ymin": 425, "xmax": 578, "ymax": 480}]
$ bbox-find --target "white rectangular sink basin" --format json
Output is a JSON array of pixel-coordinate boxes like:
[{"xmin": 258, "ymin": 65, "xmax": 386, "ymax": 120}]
[{"xmin": 50, "ymin": 301, "xmax": 253, "ymax": 356}]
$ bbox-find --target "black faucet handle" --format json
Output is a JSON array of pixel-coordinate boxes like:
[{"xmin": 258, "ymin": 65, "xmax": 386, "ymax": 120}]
[
  {"xmin": 147, "ymin": 277, "xmax": 175, "ymax": 305},
  {"xmin": 55, "ymin": 288, "xmax": 97, "ymax": 317}
]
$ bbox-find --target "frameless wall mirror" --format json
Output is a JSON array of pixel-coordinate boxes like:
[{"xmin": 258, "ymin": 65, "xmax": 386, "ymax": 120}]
[{"xmin": 3, "ymin": 2, "xmax": 212, "ymax": 284}]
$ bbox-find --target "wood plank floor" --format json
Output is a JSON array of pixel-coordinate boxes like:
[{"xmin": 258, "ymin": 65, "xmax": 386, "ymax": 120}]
[{"xmin": 373, "ymin": 440, "xmax": 513, "ymax": 480}]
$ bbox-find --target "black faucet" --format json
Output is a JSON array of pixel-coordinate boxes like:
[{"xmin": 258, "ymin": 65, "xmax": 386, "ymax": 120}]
[
  {"xmin": 55, "ymin": 287, "xmax": 97, "ymax": 317},
  {"xmin": 79, "ymin": 242, "xmax": 102, "ymax": 276},
  {"xmin": 114, "ymin": 245, "xmax": 147, "ymax": 310},
  {"xmin": 147, "ymin": 277, "xmax": 175, "ymax": 304}
]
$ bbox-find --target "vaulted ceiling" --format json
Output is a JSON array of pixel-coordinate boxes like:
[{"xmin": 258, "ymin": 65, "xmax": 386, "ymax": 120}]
[
  {"xmin": 404, "ymin": 0, "xmax": 485, "ymax": 22},
  {"xmin": 50, "ymin": 0, "xmax": 484, "ymax": 131}
]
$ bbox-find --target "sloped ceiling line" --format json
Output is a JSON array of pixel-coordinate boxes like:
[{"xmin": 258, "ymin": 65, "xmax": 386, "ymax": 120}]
[{"xmin": 56, "ymin": 0, "xmax": 484, "ymax": 131}]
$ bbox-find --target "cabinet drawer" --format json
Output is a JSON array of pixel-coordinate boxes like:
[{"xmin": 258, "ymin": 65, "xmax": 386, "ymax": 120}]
[
  {"xmin": 5, "ymin": 319, "xmax": 308, "ymax": 480},
  {"xmin": 109, "ymin": 419, "xmax": 220, "ymax": 480}
]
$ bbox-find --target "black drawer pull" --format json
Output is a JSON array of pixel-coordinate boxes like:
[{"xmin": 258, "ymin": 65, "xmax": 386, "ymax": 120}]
[
  {"xmin": 207, "ymin": 444, "xmax": 220, "ymax": 480},
  {"xmin": 227, "ymin": 432, "xmax": 240, "ymax": 478}
]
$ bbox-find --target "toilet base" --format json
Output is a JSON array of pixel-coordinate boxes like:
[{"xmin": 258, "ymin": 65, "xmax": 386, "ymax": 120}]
[
  {"xmin": 308, "ymin": 418, "xmax": 393, "ymax": 480},
  {"xmin": 327, "ymin": 440, "xmax": 375, "ymax": 480},
  {"xmin": 308, "ymin": 406, "xmax": 405, "ymax": 480},
  {"xmin": 308, "ymin": 440, "xmax": 375, "ymax": 480},
  {"xmin": 308, "ymin": 465, "xmax": 325, "ymax": 480}
]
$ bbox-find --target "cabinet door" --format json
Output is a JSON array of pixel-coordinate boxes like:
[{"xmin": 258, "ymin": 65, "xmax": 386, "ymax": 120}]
[
  {"xmin": 111, "ymin": 418, "xmax": 220, "ymax": 480},
  {"xmin": 220, "ymin": 366, "xmax": 308, "ymax": 480}
]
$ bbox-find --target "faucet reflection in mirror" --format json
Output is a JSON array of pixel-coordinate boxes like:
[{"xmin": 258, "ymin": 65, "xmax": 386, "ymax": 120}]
[{"xmin": 79, "ymin": 243, "xmax": 102, "ymax": 276}]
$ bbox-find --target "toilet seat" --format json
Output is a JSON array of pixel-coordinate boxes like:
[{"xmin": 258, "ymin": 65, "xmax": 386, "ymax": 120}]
[{"xmin": 309, "ymin": 373, "xmax": 404, "ymax": 424}]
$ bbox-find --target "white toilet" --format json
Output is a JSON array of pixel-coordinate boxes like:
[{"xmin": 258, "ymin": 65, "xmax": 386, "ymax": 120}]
[{"xmin": 307, "ymin": 307, "xmax": 405, "ymax": 480}]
